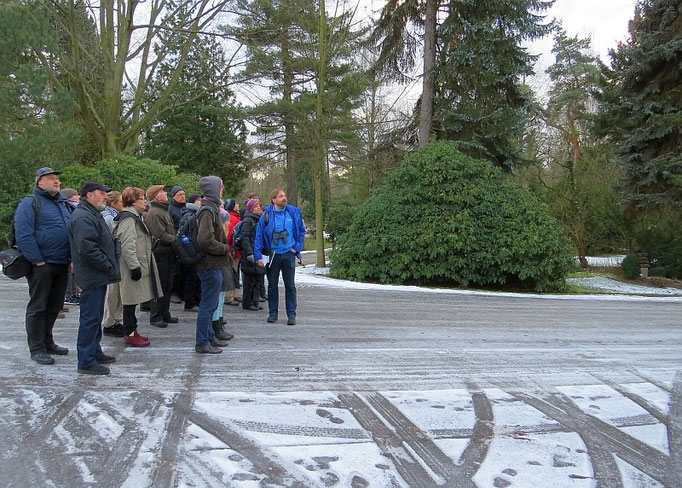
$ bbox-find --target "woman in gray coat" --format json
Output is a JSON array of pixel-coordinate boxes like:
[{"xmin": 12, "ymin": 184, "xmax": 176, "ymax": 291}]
[{"xmin": 113, "ymin": 187, "xmax": 162, "ymax": 347}]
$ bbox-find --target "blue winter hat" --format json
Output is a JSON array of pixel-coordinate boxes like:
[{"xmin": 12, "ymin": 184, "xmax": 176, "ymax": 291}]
[{"xmin": 223, "ymin": 198, "xmax": 236, "ymax": 212}]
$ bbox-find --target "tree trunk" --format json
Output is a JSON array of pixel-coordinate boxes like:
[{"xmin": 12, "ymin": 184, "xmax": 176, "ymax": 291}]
[
  {"xmin": 283, "ymin": 43, "xmax": 298, "ymax": 206},
  {"xmin": 314, "ymin": 0, "xmax": 326, "ymax": 268},
  {"xmin": 418, "ymin": 0, "xmax": 437, "ymax": 146}
]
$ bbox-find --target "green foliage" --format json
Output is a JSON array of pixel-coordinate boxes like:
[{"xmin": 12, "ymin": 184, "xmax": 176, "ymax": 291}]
[
  {"xmin": 60, "ymin": 156, "xmax": 200, "ymax": 195},
  {"xmin": 621, "ymin": 254, "xmax": 641, "ymax": 279},
  {"xmin": 330, "ymin": 141, "xmax": 574, "ymax": 291},
  {"xmin": 143, "ymin": 36, "xmax": 249, "ymax": 194},
  {"xmin": 325, "ymin": 202, "xmax": 359, "ymax": 244},
  {"xmin": 637, "ymin": 209, "xmax": 682, "ymax": 278},
  {"xmin": 0, "ymin": 2, "xmax": 95, "ymax": 246},
  {"xmin": 596, "ymin": 0, "xmax": 682, "ymax": 211},
  {"xmin": 433, "ymin": 0, "xmax": 554, "ymax": 168}
]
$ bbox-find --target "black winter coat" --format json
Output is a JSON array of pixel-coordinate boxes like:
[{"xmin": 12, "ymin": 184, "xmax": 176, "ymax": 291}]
[
  {"xmin": 69, "ymin": 201, "xmax": 121, "ymax": 290},
  {"xmin": 239, "ymin": 211, "xmax": 265, "ymax": 275}
]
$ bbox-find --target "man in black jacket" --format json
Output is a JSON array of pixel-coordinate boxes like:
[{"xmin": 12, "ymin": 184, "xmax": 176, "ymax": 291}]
[{"xmin": 69, "ymin": 180, "xmax": 121, "ymax": 375}]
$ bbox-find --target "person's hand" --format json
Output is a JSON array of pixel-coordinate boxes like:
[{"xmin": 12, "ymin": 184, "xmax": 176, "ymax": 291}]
[
  {"xmin": 247, "ymin": 255, "xmax": 255, "ymax": 263},
  {"xmin": 36, "ymin": 261, "xmax": 46, "ymax": 267},
  {"xmin": 131, "ymin": 267, "xmax": 142, "ymax": 281},
  {"xmin": 256, "ymin": 259, "xmax": 265, "ymax": 267},
  {"xmin": 69, "ymin": 262, "xmax": 74, "ymax": 273}
]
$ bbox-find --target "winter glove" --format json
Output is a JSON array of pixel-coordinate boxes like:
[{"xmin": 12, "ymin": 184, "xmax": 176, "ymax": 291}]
[
  {"xmin": 247, "ymin": 254, "xmax": 255, "ymax": 263},
  {"xmin": 131, "ymin": 267, "xmax": 142, "ymax": 281}
]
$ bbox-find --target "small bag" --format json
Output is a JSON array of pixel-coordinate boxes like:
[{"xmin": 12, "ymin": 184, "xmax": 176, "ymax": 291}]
[{"xmin": 0, "ymin": 247, "xmax": 32, "ymax": 280}]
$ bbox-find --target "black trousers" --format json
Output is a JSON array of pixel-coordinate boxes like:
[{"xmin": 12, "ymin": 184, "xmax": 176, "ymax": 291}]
[
  {"xmin": 151, "ymin": 253, "xmax": 173, "ymax": 323},
  {"xmin": 183, "ymin": 264, "xmax": 201, "ymax": 309},
  {"xmin": 25, "ymin": 263, "xmax": 69, "ymax": 355},
  {"xmin": 242, "ymin": 272, "xmax": 263, "ymax": 308},
  {"xmin": 123, "ymin": 304, "xmax": 138, "ymax": 335}
]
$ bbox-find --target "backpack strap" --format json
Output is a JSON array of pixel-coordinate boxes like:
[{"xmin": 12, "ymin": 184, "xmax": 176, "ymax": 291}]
[{"xmin": 9, "ymin": 194, "xmax": 40, "ymax": 247}]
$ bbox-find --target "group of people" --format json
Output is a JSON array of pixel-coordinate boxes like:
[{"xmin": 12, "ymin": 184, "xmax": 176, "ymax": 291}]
[{"xmin": 13, "ymin": 167, "xmax": 305, "ymax": 375}]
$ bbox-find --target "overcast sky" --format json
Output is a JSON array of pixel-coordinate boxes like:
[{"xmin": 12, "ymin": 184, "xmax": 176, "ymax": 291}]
[{"xmin": 531, "ymin": 0, "xmax": 639, "ymax": 69}]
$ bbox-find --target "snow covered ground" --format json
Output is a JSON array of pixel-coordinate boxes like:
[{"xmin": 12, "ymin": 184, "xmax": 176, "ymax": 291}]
[{"xmin": 296, "ymin": 266, "xmax": 682, "ymax": 300}]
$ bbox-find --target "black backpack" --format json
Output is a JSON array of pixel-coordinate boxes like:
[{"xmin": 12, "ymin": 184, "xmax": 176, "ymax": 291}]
[
  {"xmin": 1, "ymin": 195, "xmax": 41, "ymax": 280},
  {"xmin": 232, "ymin": 220, "xmax": 244, "ymax": 250},
  {"xmin": 173, "ymin": 207, "xmax": 212, "ymax": 265}
]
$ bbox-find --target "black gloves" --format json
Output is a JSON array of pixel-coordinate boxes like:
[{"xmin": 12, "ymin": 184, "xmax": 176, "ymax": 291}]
[{"xmin": 131, "ymin": 267, "xmax": 142, "ymax": 281}]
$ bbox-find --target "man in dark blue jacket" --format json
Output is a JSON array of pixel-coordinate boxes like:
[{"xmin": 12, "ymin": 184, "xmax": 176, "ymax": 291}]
[
  {"xmin": 15, "ymin": 167, "xmax": 72, "ymax": 365},
  {"xmin": 69, "ymin": 180, "xmax": 121, "ymax": 375},
  {"xmin": 254, "ymin": 188, "xmax": 305, "ymax": 325}
]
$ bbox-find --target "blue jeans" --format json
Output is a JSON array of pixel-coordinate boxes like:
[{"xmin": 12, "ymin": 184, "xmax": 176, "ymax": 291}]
[
  {"xmin": 266, "ymin": 251, "xmax": 297, "ymax": 318},
  {"xmin": 77, "ymin": 285, "xmax": 107, "ymax": 369},
  {"xmin": 213, "ymin": 291, "xmax": 226, "ymax": 321},
  {"xmin": 196, "ymin": 269, "xmax": 221, "ymax": 347}
]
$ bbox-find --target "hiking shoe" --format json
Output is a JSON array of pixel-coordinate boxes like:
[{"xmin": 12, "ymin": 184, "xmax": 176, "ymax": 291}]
[
  {"xmin": 103, "ymin": 323, "xmax": 125, "ymax": 337},
  {"xmin": 212, "ymin": 322, "xmax": 234, "ymax": 341},
  {"xmin": 46, "ymin": 344, "xmax": 69, "ymax": 355},
  {"xmin": 267, "ymin": 315, "xmax": 277, "ymax": 323},
  {"xmin": 164, "ymin": 316, "xmax": 179, "ymax": 324},
  {"xmin": 211, "ymin": 338, "xmax": 230, "ymax": 347},
  {"xmin": 125, "ymin": 331, "xmax": 150, "ymax": 347},
  {"xmin": 195, "ymin": 344, "xmax": 222, "ymax": 354},
  {"xmin": 287, "ymin": 317, "xmax": 296, "ymax": 326},
  {"xmin": 226, "ymin": 300, "xmax": 239, "ymax": 306},
  {"xmin": 78, "ymin": 364, "xmax": 110, "ymax": 375},
  {"xmin": 31, "ymin": 352, "xmax": 55, "ymax": 365},
  {"xmin": 245, "ymin": 305, "xmax": 262, "ymax": 311},
  {"xmin": 97, "ymin": 354, "xmax": 116, "ymax": 364},
  {"xmin": 150, "ymin": 320, "xmax": 168, "ymax": 328}
]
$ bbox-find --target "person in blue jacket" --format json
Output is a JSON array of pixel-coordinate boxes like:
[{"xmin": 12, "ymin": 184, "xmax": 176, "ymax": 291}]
[
  {"xmin": 14, "ymin": 167, "xmax": 72, "ymax": 365},
  {"xmin": 254, "ymin": 188, "xmax": 305, "ymax": 325}
]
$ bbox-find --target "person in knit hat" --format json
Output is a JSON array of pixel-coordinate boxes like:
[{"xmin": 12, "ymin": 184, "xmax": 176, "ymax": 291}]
[{"xmin": 194, "ymin": 176, "xmax": 234, "ymax": 353}]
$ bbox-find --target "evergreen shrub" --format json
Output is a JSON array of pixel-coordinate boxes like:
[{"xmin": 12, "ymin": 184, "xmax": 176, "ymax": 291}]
[
  {"xmin": 329, "ymin": 142, "xmax": 575, "ymax": 291},
  {"xmin": 621, "ymin": 254, "xmax": 641, "ymax": 279},
  {"xmin": 60, "ymin": 155, "xmax": 201, "ymax": 194}
]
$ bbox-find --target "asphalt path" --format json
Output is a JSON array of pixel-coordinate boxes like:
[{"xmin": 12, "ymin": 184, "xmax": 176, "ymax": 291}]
[{"xmin": 0, "ymin": 272, "xmax": 680, "ymax": 487}]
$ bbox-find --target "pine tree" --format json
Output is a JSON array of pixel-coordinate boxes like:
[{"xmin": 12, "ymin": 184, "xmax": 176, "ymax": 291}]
[
  {"xmin": 597, "ymin": 0, "xmax": 682, "ymax": 211},
  {"xmin": 142, "ymin": 36, "xmax": 249, "ymax": 193},
  {"xmin": 435, "ymin": 0, "xmax": 554, "ymax": 169}
]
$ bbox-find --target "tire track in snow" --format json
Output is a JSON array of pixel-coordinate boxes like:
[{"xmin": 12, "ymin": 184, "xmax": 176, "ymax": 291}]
[{"xmin": 509, "ymin": 389, "xmax": 669, "ymax": 485}]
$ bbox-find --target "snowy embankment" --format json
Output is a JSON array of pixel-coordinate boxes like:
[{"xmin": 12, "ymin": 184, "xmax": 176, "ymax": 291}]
[{"xmin": 296, "ymin": 265, "xmax": 682, "ymax": 301}]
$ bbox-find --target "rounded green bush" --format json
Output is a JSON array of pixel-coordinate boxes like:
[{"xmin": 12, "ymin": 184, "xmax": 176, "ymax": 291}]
[
  {"xmin": 621, "ymin": 254, "xmax": 641, "ymax": 279},
  {"xmin": 329, "ymin": 141, "xmax": 575, "ymax": 291},
  {"xmin": 60, "ymin": 155, "xmax": 201, "ymax": 194}
]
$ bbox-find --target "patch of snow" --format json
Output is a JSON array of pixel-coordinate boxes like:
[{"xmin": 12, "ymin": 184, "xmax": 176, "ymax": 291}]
[
  {"xmin": 296, "ymin": 266, "xmax": 682, "ymax": 302},
  {"xmin": 578, "ymin": 255, "xmax": 626, "ymax": 267},
  {"xmin": 566, "ymin": 277, "xmax": 682, "ymax": 296},
  {"xmin": 473, "ymin": 432, "xmax": 593, "ymax": 488}
]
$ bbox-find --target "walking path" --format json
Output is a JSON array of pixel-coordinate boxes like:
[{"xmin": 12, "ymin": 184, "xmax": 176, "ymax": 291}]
[{"xmin": 0, "ymin": 267, "xmax": 680, "ymax": 487}]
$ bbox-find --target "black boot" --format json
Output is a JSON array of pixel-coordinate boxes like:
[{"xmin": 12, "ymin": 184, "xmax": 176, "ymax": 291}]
[{"xmin": 212, "ymin": 320, "xmax": 234, "ymax": 341}]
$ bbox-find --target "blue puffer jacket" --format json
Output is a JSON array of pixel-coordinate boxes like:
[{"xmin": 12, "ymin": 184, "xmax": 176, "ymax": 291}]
[
  {"xmin": 254, "ymin": 204, "xmax": 305, "ymax": 260},
  {"xmin": 15, "ymin": 187, "xmax": 72, "ymax": 265}
]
